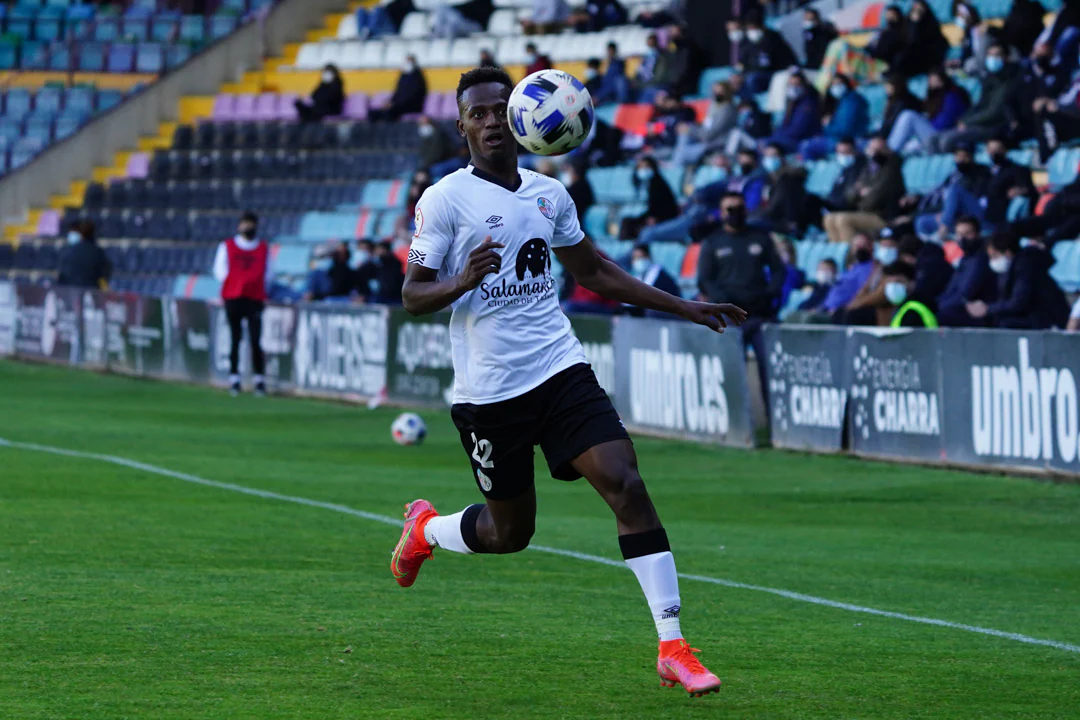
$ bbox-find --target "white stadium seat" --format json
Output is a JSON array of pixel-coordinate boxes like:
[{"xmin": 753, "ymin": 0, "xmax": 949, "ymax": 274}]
[
  {"xmin": 383, "ymin": 39, "xmax": 411, "ymax": 69},
  {"xmin": 337, "ymin": 13, "xmax": 358, "ymax": 40},
  {"xmin": 399, "ymin": 12, "xmax": 431, "ymax": 39},
  {"xmin": 295, "ymin": 42, "xmax": 329, "ymax": 70},
  {"xmin": 487, "ymin": 9, "xmax": 519, "ymax": 35},
  {"xmin": 339, "ymin": 41, "xmax": 365, "ymax": 70},
  {"xmin": 449, "ymin": 36, "xmax": 484, "ymax": 66},
  {"xmin": 497, "ymin": 35, "xmax": 529, "ymax": 65},
  {"xmin": 425, "ymin": 38, "xmax": 452, "ymax": 67},
  {"xmin": 359, "ymin": 40, "xmax": 386, "ymax": 69}
]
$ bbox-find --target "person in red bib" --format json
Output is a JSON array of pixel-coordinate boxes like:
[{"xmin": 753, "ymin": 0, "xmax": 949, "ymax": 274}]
[{"xmin": 212, "ymin": 211, "xmax": 271, "ymax": 397}]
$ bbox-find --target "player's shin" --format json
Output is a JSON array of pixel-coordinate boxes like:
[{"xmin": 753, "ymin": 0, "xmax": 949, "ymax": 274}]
[
  {"xmin": 423, "ymin": 503, "xmax": 486, "ymax": 555},
  {"xmin": 621, "ymin": 528, "xmax": 683, "ymax": 641}
]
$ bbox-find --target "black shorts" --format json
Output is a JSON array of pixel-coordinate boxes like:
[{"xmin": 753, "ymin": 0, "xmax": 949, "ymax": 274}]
[{"xmin": 450, "ymin": 363, "xmax": 631, "ymax": 501}]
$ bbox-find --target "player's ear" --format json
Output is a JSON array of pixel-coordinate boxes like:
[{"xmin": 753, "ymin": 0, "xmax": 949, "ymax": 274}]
[{"xmin": 456, "ymin": 118, "xmax": 465, "ymax": 138}]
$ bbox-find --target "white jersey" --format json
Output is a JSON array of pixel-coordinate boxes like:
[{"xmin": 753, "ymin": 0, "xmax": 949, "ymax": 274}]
[{"xmin": 409, "ymin": 165, "xmax": 587, "ymax": 405}]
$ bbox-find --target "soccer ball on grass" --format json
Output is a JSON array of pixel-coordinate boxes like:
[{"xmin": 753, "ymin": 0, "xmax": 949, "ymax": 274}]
[
  {"xmin": 391, "ymin": 412, "xmax": 427, "ymax": 446},
  {"xmin": 508, "ymin": 69, "xmax": 595, "ymax": 156}
]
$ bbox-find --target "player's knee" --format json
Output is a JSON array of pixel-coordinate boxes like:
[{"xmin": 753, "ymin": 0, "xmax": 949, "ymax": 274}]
[
  {"xmin": 490, "ymin": 520, "xmax": 534, "ymax": 554},
  {"xmin": 600, "ymin": 468, "xmax": 656, "ymax": 524}
]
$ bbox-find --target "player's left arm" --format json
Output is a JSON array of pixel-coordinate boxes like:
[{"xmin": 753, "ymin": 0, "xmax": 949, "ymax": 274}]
[{"xmin": 554, "ymin": 239, "xmax": 748, "ymax": 332}]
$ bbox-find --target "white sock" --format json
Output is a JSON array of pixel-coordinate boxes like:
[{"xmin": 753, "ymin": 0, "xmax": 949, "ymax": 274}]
[
  {"xmin": 626, "ymin": 551, "xmax": 683, "ymax": 641},
  {"xmin": 254, "ymin": 374, "xmax": 265, "ymax": 385},
  {"xmin": 424, "ymin": 510, "xmax": 476, "ymax": 555},
  {"xmin": 228, "ymin": 374, "xmax": 240, "ymax": 385}
]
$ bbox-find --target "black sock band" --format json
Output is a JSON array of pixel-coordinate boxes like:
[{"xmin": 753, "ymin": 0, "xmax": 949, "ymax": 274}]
[
  {"xmin": 618, "ymin": 528, "xmax": 671, "ymax": 560},
  {"xmin": 460, "ymin": 503, "xmax": 487, "ymax": 554}
]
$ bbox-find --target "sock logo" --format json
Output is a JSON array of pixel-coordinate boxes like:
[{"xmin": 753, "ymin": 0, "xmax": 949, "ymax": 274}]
[{"xmin": 661, "ymin": 605, "xmax": 681, "ymax": 619}]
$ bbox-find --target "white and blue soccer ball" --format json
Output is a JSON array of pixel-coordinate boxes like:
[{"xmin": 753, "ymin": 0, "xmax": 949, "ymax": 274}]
[
  {"xmin": 508, "ymin": 69, "xmax": 595, "ymax": 157},
  {"xmin": 391, "ymin": 412, "xmax": 427, "ymax": 446}
]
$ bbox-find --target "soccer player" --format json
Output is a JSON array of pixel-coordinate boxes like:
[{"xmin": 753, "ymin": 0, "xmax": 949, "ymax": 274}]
[{"xmin": 390, "ymin": 67, "xmax": 746, "ymax": 698}]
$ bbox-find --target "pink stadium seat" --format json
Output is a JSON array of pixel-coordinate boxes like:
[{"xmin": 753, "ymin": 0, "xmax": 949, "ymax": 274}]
[
  {"xmin": 278, "ymin": 93, "xmax": 299, "ymax": 120},
  {"xmin": 343, "ymin": 93, "xmax": 369, "ymax": 120},
  {"xmin": 253, "ymin": 93, "xmax": 277, "ymax": 121},
  {"xmin": 233, "ymin": 94, "xmax": 257, "ymax": 121},
  {"xmin": 437, "ymin": 93, "xmax": 459, "ymax": 120},
  {"xmin": 37, "ymin": 210, "xmax": 60, "ymax": 237},
  {"xmin": 211, "ymin": 94, "xmax": 237, "ymax": 120},
  {"xmin": 126, "ymin": 152, "xmax": 150, "ymax": 179}
]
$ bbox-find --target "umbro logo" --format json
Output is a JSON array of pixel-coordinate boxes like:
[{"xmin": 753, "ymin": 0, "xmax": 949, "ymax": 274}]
[
  {"xmin": 661, "ymin": 605, "xmax": 681, "ymax": 619},
  {"xmin": 407, "ymin": 248, "xmax": 427, "ymax": 265},
  {"xmin": 486, "ymin": 215, "xmax": 504, "ymax": 229}
]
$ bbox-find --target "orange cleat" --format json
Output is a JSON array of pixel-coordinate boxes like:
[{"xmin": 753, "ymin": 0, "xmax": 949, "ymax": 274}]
[
  {"xmin": 390, "ymin": 499, "xmax": 437, "ymax": 587},
  {"xmin": 657, "ymin": 639, "xmax": 722, "ymax": 697}
]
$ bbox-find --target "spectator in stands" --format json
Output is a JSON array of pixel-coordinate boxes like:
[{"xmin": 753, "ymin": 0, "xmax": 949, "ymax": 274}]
[
  {"xmin": 1011, "ymin": 172, "xmax": 1080, "ymax": 245},
  {"xmin": 775, "ymin": 237, "xmax": 806, "ymax": 311},
  {"xmin": 395, "ymin": 172, "xmax": 432, "ymax": 243},
  {"xmin": 417, "ymin": 116, "xmax": 454, "ymax": 170},
  {"xmin": 1001, "ymin": 0, "xmax": 1047, "ymax": 58},
  {"xmin": 898, "ymin": 233, "xmax": 953, "ymax": 304},
  {"xmin": 584, "ymin": 58, "xmax": 604, "ymax": 96},
  {"xmin": 664, "ymin": 24, "xmax": 707, "ymax": 98},
  {"xmin": 896, "ymin": 0, "xmax": 950, "ymax": 77},
  {"xmin": 930, "ymin": 43, "xmax": 1020, "ymax": 152},
  {"xmin": 798, "ymin": 258, "xmax": 838, "ymax": 312},
  {"xmin": 213, "ymin": 211, "xmax": 269, "ymax": 397},
  {"xmin": 985, "ymin": 137, "xmax": 1036, "ymax": 230},
  {"xmin": 354, "ymin": 0, "xmax": 413, "ymax": 39},
  {"xmin": 57, "ymin": 220, "xmax": 110, "ymax": 289},
  {"xmin": 937, "ymin": 216, "xmax": 997, "ymax": 326},
  {"xmin": 839, "ymin": 232, "xmax": 901, "ymax": 325},
  {"xmin": 801, "ymin": 73, "xmax": 869, "ymax": 160},
  {"xmin": 561, "ymin": 162, "xmax": 594, "ymax": 225},
  {"xmin": 802, "ymin": 7, "xmax": 838, "ymax": 70},
  {"xmin": 1069, "ymin": 298, "xmax": 1080, "ymax": 331},
  {"xmin": 966, "ymin": 230, "xmax": 1070, "ymax": 329},
  {"xmin": 1034, "ymin": 73, "xmax": 1080, "ymax": 159},
  {"xmin": 370, "ymin": 55, "xmax": 426, "ymax": 122},
  {"xmin": 357, "ymin": 241, "xmax": 405, "ymax": 305},
  {"xmin": 561, "ymin": 250, "xmax": 621, "ymax": 314},
  {"xmin": 525, "ymin": 42, "xmax": 553, "ymax": 76},
  {"xmin": 635, "ymin": 33, "xmax": 671, "ymax": 101},
  {"xmin": 671, "ymin": 80, "xmax": 736, "ymax": 168},
  {"xmin": 697, "ymin": 190, "xmax": 784, "ymax": 395},
  {"xmin": 432, "ymin": 0, "xmax": 494, "ymax": 39},
  {"xmin": 868, "ymin": 5, "xmax": 907, "ymax": 72},
  {"xmin": 627, "ymin": 243, "xmax": 682, "ymax": 317},
  {"xmin": 1037, "ymin": 0, "xmax": 1080, "ymax": 74},
  {"xmin": 1014, "ymin": 42, "xmax": 1073, "ymax": 139},
  {"xmin": 294, "ymin": 64, "xmax": 345, "ymax": 123},
  {"xmin": 619, "ymin": 156, "xmax": 679, "ymax": 239},
  {"xmin": 877, "ymin": 261, "xmax": 928, "ymax": 326},
  {"xmin": 638, "ymin": 153, "xmax": 742, "ymax": 246},
  {"xmin": 725, "ymin": 97, "xmax": 773, "ymax": 155},
  {"xmin": 593, "ymin": 42, "xmax": 630, "ymax": 105},
  {"xmin": 903, "ymin": 143, "xmax": 990, "ymax": 239},
  {"xmin": 647, "ymin": 91, "xmax": 697, "ymax": 147},
  {"xmin": 788, "ymin": 232, "xmax": 876, "ymax": 322},
  {"xmin": 952, "ymin": 1, "xmax": 992, "ymax": 75},
  {"xmin": 572, "ymin": 0, "xmax": 628, "ymax": 32},
  {"xmin": 479, "ymin": 48, "xmax": 499, "ymax": 68},
  {"xmin": 737, "ymin": 13, "xmax": 797, "ymax": 95},
  {"xmin": 823, "ymin": 135, "xmax": 905, "ymax": 243},
  {"xmin": 817, "ymin": 137, "xmax": 867, "ymax": 215},
  {"xmin": 636, "ymin": 0, "xmax": 688, "ymax": 28},
  {"xmin": 879, "ymin": 73, "xmax": 921, "ymax": 141},
  {"xmin": 749, "ymin": 143, "xmax": 808, "ymax": 235},
  {"xmin": 887, "ymin": 67, "xmax": 970, "ymax": 152},
  {"xmin": 766, "ymin": 71, "xmax": 821, "ymax": 154},
  {"xmin": 304, "ymin": 241, "xmax": 355, "ymax": 303},
  {"xmin": 522, "ymin": 0, "xmax": 569, "ymax": 35}
]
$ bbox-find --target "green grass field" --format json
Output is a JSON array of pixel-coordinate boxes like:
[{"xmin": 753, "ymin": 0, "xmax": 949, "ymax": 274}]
[{"xmin": 2, "ymin": 359, "xmax": 1079, "ymax": 719}]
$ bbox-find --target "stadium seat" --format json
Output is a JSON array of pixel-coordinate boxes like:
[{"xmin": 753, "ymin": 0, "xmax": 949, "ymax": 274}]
[
  {"xmin": 78, "ymin": 42, "xmax": 107, "ymax": 71},
  {"xmin": 1047, "ymin": 148, "xmax": 1080, "ymax": 188},
  {"xmin": 107, "ymin": 43, "xmax": 135, "ymax": 72},
  {"xmin": 135, "ymin": 43, "xmax": 165, "ymax": 73}
]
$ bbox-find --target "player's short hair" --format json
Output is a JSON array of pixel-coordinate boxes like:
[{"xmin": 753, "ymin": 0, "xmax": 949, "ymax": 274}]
[
  {"xmin": 956, "ymin": 215, "xmax": 981, "ymax": 231},
  {"xmin": 897, "ymin": 234, "xmax": 923, "ymax": 258},
  {"xmin": 632, "ymin": 243, "xmax": 651, "ymax": 257},
  {"xmin": 721, "ymin": 190, "xmax": 745, "ymax": 205},
  {"xmin": 240, "ymin": 210, "xmax": 258, "ymax": 224},
  {"xmin": 456, "ymin": 66, "xmax": 514, "ymax": 106},
  {"xmin": 821, "ymin": 258, "xmax": 838, "ymax": 269},
  {"xmin": 882, "ymin": 261, "xmax": 916, "ymax": 280},
  {"xmin": 990, "ymin": 228, "xmax": 1020, "ymax": 254}
]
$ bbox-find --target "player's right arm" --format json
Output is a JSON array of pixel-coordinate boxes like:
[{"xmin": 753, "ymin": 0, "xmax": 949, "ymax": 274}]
[{"xmin": 402, "ymin": 239, "xmax": 505, "ymax": 316}]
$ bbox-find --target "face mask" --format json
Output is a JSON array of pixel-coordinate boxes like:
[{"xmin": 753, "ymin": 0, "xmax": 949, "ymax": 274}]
[
  {"xmin": 728, "ymin": 29, "xmax": 744, "ymax": 43},
  {"xmin": 527, "ymin": 52, "xmax": 538, "ymax": 63},
  {"xmin": 803, "ymin": 20, "xmax": 816, "ymax": 30},
  {"xmin": 631, "ymin": 258, "xmax": 650, "ymax": 276},
  {"xmin": 989, "ymin": 255, "xmax": 1011, "ymax": 274},
  {"xmin": 875, "ymin": 245, "xmax": 898, "ymax": 265},
  {"xmin": 739, "ymin": 162, "xmax": 756, "ymax": 176},
  {"xmin": 786, "ymin": 85, "xmax": 802, "ymax": 99},
  {"xmin": 762, "ymin": 156, "xmax": 782, "ymax": 173},
  {"xmin": 955, "ymin": 16, "xmax": 967, "ymax": 29},
  {"xmin": 585, "ymin": 68, "xmax": 598, "ymax": 81},
  {"xmin": 418, "ymin": 124, "xmax": 435, "ymax": 138},
  {"xmin": 713, "ymin": 93, "xmax": 726, "ymax": 103},
  {"xmin": 837, "ymin": 153, "xmax": 855, "ymax": 168},
  {"xmin": 884, "ymin": 281, "xmax": 909, "ymax": 305},
  {"xmin": 816, "ymin": 269, "xmax": 836, "ymax": 285},
  {"xmin": 955, "ymin": 160, "xmax": 973, "ymax": 175},
  {"xmin": 559, "ymin": 171, "xmax": 573, "ymax": 186},
  {"xmin": 985, "ymin": 56, "xmax": 1004, "ymax": 73},
  {"xmin": 887, "ymin": 16, "xmax": 901, "ymax": 27},
  {"xmin": 636, "ymin": 167, "xmax": 654, "ymax": 183},
  {"xmin": 830, "ymin": 84, "xmax": 846, "ymax": 99},
  {"xmin": 854, "ymin": 247, "xmax": 873, "ymax": 264},
  {"xmin": 354, "ymin": 250, "xmax": 371, "ymax": 266},
  {"xmin": 67, "ymin": 230, "xmax": 82, "ymax": 245},
  {"xmin": 989, "ymin": 152, "xmax": 1006, "ymax": 166},
  {"xmin": 1035, "ymin": 55, "xmax": 1052, "ymax": 70},
  {"xmin": 747, "ymin": 29, "xmax": 764, "ymax": 43},
  {"xmin": 241, "ymin": 227, "xmax": 257, "ymax": 240},
  {"xmin": 322, "ymin": 70, "xmax": 335, "ymax": 83},
  {"xmin": 724, "ymin": 206, "xmax": 747, "ymax": 230},
  {"xmin": 871, "ymin": 151, "xmax": 889, "ymax": 166},
  {"xmin": 709, "ymin": 167, "xmax": 729, "ymax": 182}
]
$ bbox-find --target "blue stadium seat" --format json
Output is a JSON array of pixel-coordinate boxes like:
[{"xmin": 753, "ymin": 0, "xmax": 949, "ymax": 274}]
[
  {"xmin": 34, "ymin": 86, "xmax": 63, "ymax": 114},
  {"xmin": 805, "ymin": 160, "xmax": 840, "ymax": 197},
  {"xmin": 583, "ymin": 204, "xmax": 611, "ymax": 241},
  {"xmin": 360, "ymin": 179, "xmax": 394, "ymax": 209},
  {"xmin": 135, "ymin": 42, "xmax": 164, "ymax": 73},
  {"xmin": 588, "ymin": 166, "xmax": 638, "ymax": 204},
  {"xmin": 152, "ymin": 15, "xmax": 180, "ymax": 43},
  {"xmin": 697, "ymin": 67, "xmax": 734, "ymax": 98},
  {"xmin": 5, "ymin": 88, "xmax": 32, "ymax": 120},
  {"xmin": 1051, "ymin": 240, "xmax": 1080, "ymax": 292},
  {"xmin": 97, "ymin": 89, "xmax": 123, "ymax": 111},
  {"xmin": 78, "ymin": 42, "xmax": 107, "ymax": 71},
  {"xmin": 94, "ymin": 16, "xmax": 121, "ymax": 42},
  {"xmin": 209, "ymin": 13, "xmax": 238, "ymax": 40},
  {"xmin": 273, "ymin": 243, "xmax": 311, "ymax": 276},
  {"xmin": 1047, "ymin": 148, "xmax": 1080, "ymax": 188},
  {"xmin": 650, "ymin": 242, "xmax": 686, "ymax": 279},
  {"xmin": 179, "ymin": 15, "xmax": 206, "ymax": 45},
  {"xmin": 64, "ymin": 86, "xmax": 94, "ymax": 115}
]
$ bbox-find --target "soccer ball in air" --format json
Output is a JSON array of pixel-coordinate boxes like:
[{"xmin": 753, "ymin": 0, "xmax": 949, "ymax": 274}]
[
  {"xmin": 391, "ymin": 413, "xmax": 427, "ymax": 446},
  {"xmin": 508, "ymin": 69, "xmax": 595, "ymax": 156}
]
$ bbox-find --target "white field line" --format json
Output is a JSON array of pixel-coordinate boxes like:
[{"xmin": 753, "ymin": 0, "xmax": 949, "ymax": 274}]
[{"xmin": 2, "ymin": 436, "xmax": 1079, "ymax": 656}]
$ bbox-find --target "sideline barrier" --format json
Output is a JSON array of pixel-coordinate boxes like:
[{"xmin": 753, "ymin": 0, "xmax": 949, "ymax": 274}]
[{"xmin": 4, "ymin": 282, "xmax": 1080, "ymax": 474}]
